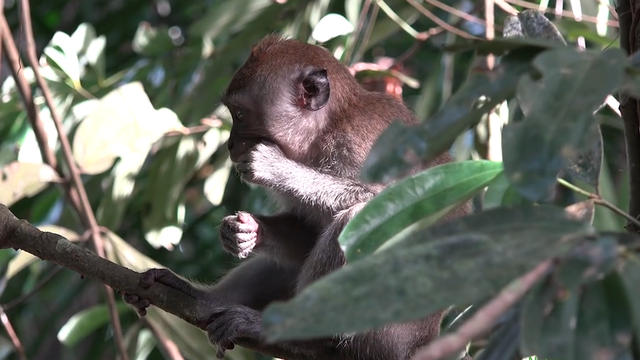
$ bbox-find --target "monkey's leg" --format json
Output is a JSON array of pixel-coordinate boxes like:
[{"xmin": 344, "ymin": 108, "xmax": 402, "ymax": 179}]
[
  {"xmin": 123, "ymin": 256, "xmax": 300, "ymax": 316},
  {"xmin": 220, "ymin": 212, "xmax": 319, "ymax": 263}
]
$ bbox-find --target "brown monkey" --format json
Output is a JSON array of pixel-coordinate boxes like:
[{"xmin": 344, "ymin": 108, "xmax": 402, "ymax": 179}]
[{"xmin": 123, "ymin": 35, "xmax": 470, "ymax": 360}]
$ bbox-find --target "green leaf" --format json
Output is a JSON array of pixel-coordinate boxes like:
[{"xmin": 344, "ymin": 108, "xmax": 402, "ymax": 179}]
[
  {"xmin": 521, "ymin": 235, "xmax": 622, "ymax": 359},
  {"xmin": 503, "ymin": 47, "xmax": 626, "ymax": 201},
  {"xmin": 474, "ymin": 308, "xmax": 520, "ymax": 360},
  {"xmin": 482, "ymin": 172, "xmax": 529, "ymax": 210},
  {"xmin": 573, "ymin": 273, "xmax": 633, "ymax": 360},
  {"xmin": 620, "ymin": 253, "xmax": 640, "ymax": 355},
  {"xmin": 189, "ymin": 0, "xmax": 274, "ymax": 39},
  {"xmin": 57, "ymin": 302, "xmax": 131, "ymax": 346},
  {"xmin": 340, "ymin": 160, "xmax": 503, "ymax": 262},
  {"xmin": 362, "ymin": 46, "xmax": 541, "ymax": 184},
  {"xmin": 0, "ymin": 162, "xmax": 60, "ymax": 206},
  {"xmin": 132, "ymin": 23, "xmax": 175, "ymax": 56},
  {"xmin": 263, "ymin": 205, "xmax": 591, "ymax": 341}
]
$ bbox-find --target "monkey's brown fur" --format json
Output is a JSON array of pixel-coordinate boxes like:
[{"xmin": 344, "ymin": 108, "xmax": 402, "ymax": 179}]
[{"xmin": 124, "ymin": 35, "xmax": 470, "ymax": 360}]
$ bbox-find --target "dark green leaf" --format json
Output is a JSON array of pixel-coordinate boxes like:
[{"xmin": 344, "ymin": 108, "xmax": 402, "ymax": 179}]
[
  {"xmin": 340, "ymin": 160, "xmax": 503, "ymax": 262},
  {"xmin": 362, "ymin": 47, "xmax": 540, "ymax": 184},
  {"xmin": 475, "ymin": 308, "xmax": 520, "ymax": 360},
  {"xmin": 620, "ymin": 253, "xmax": 640, "ymax": 356},
  {"xmin": 263, "ymin": 205, "xmax": 591, "ymax": 341},
  {"xmin": 503, "ymin": 47, "xmax": 625, "ymax": 201}
]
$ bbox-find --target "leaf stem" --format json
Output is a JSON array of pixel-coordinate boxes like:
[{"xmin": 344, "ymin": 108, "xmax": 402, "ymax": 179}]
[{"xmin": 557, "ymin": 178, "xmax": 640, "ymax": 229}]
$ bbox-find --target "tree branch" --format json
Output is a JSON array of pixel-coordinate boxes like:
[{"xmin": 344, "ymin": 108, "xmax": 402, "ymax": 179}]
[{"xmin": 0, "ymin": 204, "xmax": 309, "ymax": 360}]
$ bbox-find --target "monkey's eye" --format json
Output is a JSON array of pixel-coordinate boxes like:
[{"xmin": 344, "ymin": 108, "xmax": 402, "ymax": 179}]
[{"xmin": 235, "ymin": 109, "xmax": 244, "ymax": 120}]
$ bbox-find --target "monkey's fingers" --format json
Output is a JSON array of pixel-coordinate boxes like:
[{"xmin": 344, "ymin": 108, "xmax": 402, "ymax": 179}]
[{"xmin": 138, "ymin": 268, "xmax": 204, "ymax": 299}]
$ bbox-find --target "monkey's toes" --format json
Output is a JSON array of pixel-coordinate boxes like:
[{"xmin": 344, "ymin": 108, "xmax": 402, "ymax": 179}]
[{"xmin": 122, "ymin": 293, "xmax": 150, "ymax": 316}]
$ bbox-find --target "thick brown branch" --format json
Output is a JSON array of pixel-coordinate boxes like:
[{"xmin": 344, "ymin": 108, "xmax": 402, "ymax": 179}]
[{"xmin": 0, "ymin": 204, "xmax": 305, "ymax": 360}]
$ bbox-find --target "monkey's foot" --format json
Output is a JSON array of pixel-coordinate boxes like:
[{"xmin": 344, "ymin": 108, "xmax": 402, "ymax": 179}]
[
  {"xmin": 122, "ymin": 268, "xmax": 204, "ymax": 316},
  {"xmin": 220, "ymin": 212, "xmax": 261, "ymax": 259},
  {"xmin": 204, "ymin": 305, "xmax": 262, "ymax": 359}
]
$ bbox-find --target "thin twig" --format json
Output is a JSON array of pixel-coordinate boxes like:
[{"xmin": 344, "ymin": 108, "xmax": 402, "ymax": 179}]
[
  {"xmin": 0, "ymin": 308, "xmax": 27, "ymax": 360},
  {"xmin": 144, "ymin": 319, "xmax": 185, "ymax": 360},
  {"xmin": 3, "ymin": 267, "xmax": 63, "ymax": 310},
  {"xmin": 16, "ymin": 1, "xmax": 129, "ymax": 358},
  {"xmin": 410, "ymin": 260, "xmax": 554, "ymax": 360},
  {"xmin": 557, "ymin": 178, "xmax": 640, "ymax": 230},
  {"xmin": 423, "ymin": 0, "xmax": 488, "ymax": 27},
  {"xmin": 0, "ymin": 15, "xmax": 56, "ymax": 168},
  {"xmin": 504, "ymin": 0, "xmax": 619, "ymax": 27},
  {"xmin": 375, "ymin": 0, "xmax": 422, "ymax": 38},
  {"xmin": 406, "ymin": 0, "xmax": 480, "ymax": 39}
]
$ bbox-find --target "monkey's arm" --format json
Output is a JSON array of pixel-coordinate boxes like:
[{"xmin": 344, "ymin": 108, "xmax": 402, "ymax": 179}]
[{"xmin": 239, "ymin": 143, "xmax": 376, "ymax": 213}]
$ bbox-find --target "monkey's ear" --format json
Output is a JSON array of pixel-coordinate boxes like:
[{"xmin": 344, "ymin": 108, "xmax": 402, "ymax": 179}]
[{"xmin": 299, "ymin": 69, "xmax": 330, "ymax": 111}]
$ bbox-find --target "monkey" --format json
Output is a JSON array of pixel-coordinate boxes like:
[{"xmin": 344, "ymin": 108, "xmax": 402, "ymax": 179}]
[{"xmin": 123, "ymin": 34, "xmax": 471, "ymax": 360}]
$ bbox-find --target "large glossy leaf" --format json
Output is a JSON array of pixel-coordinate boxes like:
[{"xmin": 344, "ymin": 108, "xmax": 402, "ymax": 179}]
[
  {"xmin": 502, "ymin": 47, "xmax": 625, "ymax": 201},
  {"xmin": 521, "ymin": 235, "xmax": 622, "ymax": 359},
  {"xmin": 572, "ymin": 273, "xmax": 634, "ymax": 360},
  {"xmin": 362, "ymin": 45, "xmax": 542, "ymax": 184},
  {"xmin": 0, "ymin": 162, "xmax": 60, "ymax": 206},
  {"xmin": 620, "ymin": 253, "xmax": 640, "ymax": 355},
  {"xmin": 340, "ymin": 160, "xmax": 503, "ymax": 262},
  {"xmin": 262, "ymin": 205, "xmax": 592, "ymax": 341}
]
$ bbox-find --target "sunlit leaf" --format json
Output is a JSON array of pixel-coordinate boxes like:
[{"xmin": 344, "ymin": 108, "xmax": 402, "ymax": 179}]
[
  {"xmin": 72, "ymin": 82, "xmax": 183, "ymax": 175},
  {"xmin": 312, "ymin": 13, "xmax": 354, "ymax": 43},
  {"xmin": 0, "ymin": 162, "xmax": 60, "ymax": 206},
  {"xmin": 43, "ymin": 32, "xmax": 81, "ymax": 88},
  {"xmin": 70, "ymin": 23, "xmax": 97, "ymax": 55}
]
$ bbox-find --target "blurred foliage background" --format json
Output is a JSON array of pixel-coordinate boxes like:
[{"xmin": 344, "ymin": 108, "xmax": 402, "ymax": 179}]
[{"xmin": 0, "ymin": 0, "xmax": 622, "ymax": 359}]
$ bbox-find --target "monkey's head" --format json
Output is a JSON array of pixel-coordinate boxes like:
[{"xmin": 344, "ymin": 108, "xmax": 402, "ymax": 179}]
[{"xmin": 221, "ymin": 35, "xmax": 361, "ymax": 162}]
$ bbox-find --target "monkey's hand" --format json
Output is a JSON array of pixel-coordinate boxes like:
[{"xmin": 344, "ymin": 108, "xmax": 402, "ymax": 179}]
[
  {"xmin": 219, "ymin": 212, "xmax": 262, "ymax": 259},
  {"xmin": 122, "ymin": 268, "xmax": 206, "ymax": 316},
  {"xmin": 236, "ymin": 142, "xmax": 288, "ymax": 186},
  {"xmin": 203, "ymin": 305, "xmax": 262, "ymax": 359}
]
